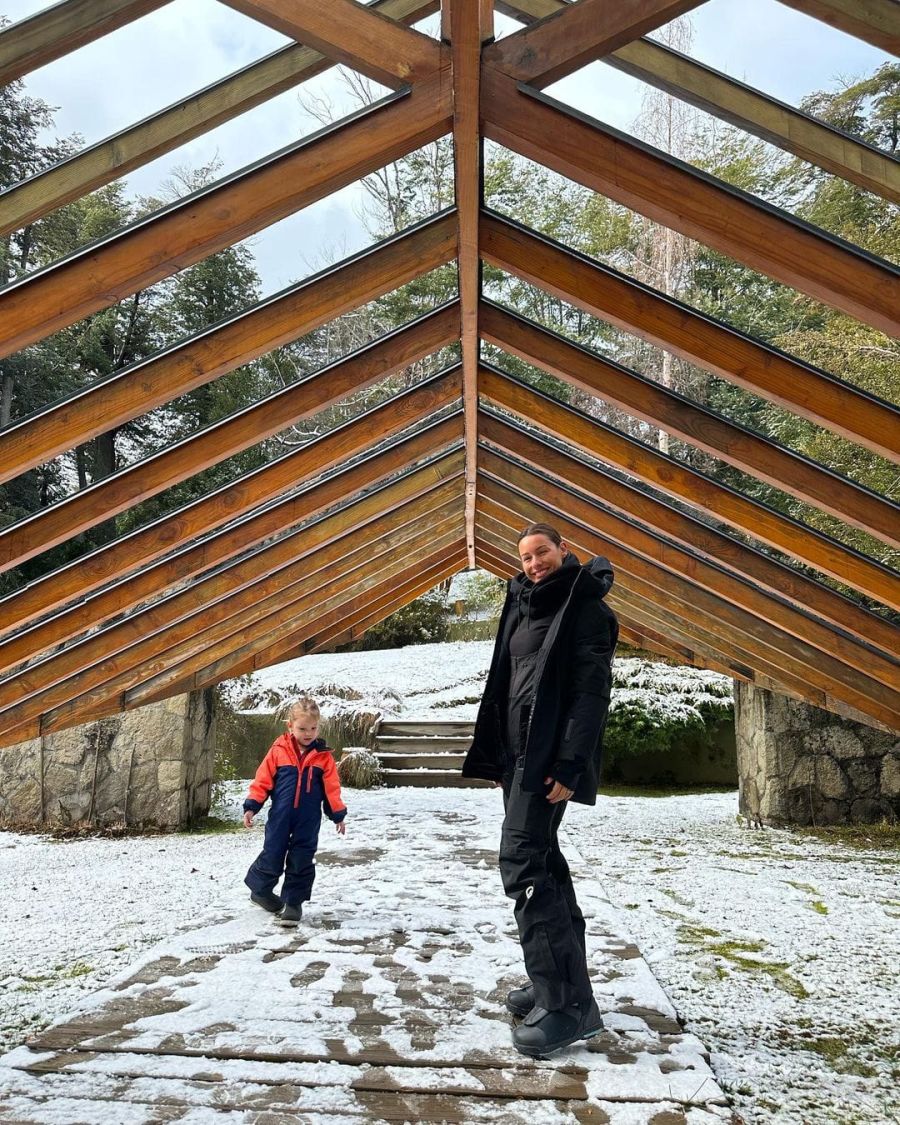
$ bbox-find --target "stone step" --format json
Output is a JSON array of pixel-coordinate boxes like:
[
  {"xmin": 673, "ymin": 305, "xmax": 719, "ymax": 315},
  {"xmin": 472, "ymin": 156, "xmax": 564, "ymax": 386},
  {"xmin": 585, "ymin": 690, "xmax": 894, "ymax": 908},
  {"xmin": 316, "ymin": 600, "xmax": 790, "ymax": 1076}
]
[
  {"xmin": 378, "ymin": 721, "xmax": 475, "ymax": 738},
  {"xmin": 375, "ymin": 736, "xmax": 471, "ymax": 754},
  {"xmin": 381, "ymin": 770, "xmax": 493, "ymax": 789},
  {"xmin": 377, "ymin": 753, "xmax": 467, "ymax": 770}
]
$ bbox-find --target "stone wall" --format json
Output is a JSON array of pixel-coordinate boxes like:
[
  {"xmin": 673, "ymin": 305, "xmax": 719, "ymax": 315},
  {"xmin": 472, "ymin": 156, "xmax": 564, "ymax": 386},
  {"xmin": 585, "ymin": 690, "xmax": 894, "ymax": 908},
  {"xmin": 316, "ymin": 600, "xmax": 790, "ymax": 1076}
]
[
  {"xmin": 0, "ymin": 690, "xmax": 216, "ymax": 831},
  {"xmin": 735, "ymin": 682, "xmax": 899, "ymax": 826}
]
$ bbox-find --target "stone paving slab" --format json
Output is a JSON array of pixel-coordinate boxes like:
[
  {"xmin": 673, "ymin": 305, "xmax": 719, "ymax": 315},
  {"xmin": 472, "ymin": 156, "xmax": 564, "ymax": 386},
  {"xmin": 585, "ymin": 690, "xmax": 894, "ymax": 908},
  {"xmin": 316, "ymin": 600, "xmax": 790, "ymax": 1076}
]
[{"xmin": 0, "ymin": 792, "xmax": 730, "ymax": 1123}]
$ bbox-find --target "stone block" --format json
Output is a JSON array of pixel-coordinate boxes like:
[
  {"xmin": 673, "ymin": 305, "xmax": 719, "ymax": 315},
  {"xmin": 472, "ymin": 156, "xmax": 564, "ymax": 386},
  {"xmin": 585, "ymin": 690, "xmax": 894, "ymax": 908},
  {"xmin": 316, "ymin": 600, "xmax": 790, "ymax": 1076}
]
[
  {"xmin": 815, "ymin": 756, "xmax": 850, "ymax": 800},
  {"xmin": 881, "ymin": 755, "xmax": 900, "ymax": 799}
]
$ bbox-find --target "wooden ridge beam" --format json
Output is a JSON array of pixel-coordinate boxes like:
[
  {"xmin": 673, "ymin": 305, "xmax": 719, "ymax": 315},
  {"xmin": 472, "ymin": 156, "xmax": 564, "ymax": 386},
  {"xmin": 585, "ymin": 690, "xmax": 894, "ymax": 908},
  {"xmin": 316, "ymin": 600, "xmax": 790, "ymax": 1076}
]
[
  {"xmin": 0, "ymin": 373, "xmax": 463, "ymax": 644},
  {"xmin": 478, "ymin": 456, "xmax": 900, "ymax": 727},
  {"xmin": 0, "ymin": 473, "xmax": 461, "ymax": 715},
  {"xmin": 479, "ymin": 410, "xmax": 900, "ymax": 691},
  {"xmin": 478, "ymin": 364, "xmax": 900, "ymax": 620},
  {"xmin": 480, "ymin": 214, "xmax": 899, "ymax": 463},
  {"xmin": 0, "ymin": 217, "xmax": 457, "ymax": 486},
  {"xmin": 21, "ymin": 517, "xmax": 462, "ymax": 739},
  {"xmin": 500, "ymin": 0, "xmax": 900, "ymax": 205},
  {"xmin": 607, "ymin": 37, "xmax": 900, "ymax": 206},
  {"xmin": 0, "ymin": 304, "xmax": 458, "ymax": 573},
  {"xmin": 0, "ymin": 0, "xmax": 167, "ymax": 86},
  {"xmin": 0, "ymin": 72, "xmax": 452, "ymax": 360},
  {"xmin": 487, "ymin": 0, "xmax": 706, "ymax": 87},
  {"xmin": 481, "ymin": 303, "xmax": 900, "ymax": 550},
  {"xmin": 0, "ymin": 0, "xmax": 438, "ymax": 238},
  {"xmin": 221, "ymin": 0, "xmax": 444, "ymax": 88},
  {"xmin": 446, "ymin": 0, "xmax": 490, "ymax": 570},
  {"xmin": 776, "ymin": 0, "xmax": 900, "ymax": 55},
  {"xmin": 481, "ymin": 73, "xmax": 900, "ymax": 337},
  {"xmin": 140, "ymin": 544, "xmax": 465, "ymax": 708},
  {"xmin": 478, "ymin": 489, "xmax": 856, "ymax": 716}
]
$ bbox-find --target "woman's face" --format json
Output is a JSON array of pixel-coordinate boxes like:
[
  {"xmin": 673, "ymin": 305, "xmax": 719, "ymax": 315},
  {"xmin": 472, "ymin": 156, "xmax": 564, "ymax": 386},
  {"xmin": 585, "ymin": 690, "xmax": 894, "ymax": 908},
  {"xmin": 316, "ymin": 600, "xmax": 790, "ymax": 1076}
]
[{"xmin": 518, "ymin": 533, "xmax": 568, "ymax": 583}]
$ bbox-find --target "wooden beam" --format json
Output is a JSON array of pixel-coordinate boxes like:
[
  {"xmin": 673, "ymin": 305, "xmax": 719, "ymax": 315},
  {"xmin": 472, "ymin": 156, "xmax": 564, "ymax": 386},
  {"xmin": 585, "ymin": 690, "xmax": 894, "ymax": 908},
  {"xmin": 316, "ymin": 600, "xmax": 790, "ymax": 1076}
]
[
  {"xmin": 0, "ymin": 72, "xmax": 452, "ymax": 360},
  {"xmin": 480, "ymin": 213, "xmax": 899, "ymax": 463},
  {"xmin": 221, "ymin": 0, "xmax": 444, "ymax": 88},
  {"xmin": 27, "ymin": 519, "xmax": 462, "ymax": 736},
  {"xmin": 776, "ymin": 0, "xmax": 900, "ymax": 55},
  {"xmin": 0, "ymin": 476, "xmax": 461, "ymax": 714},
  {"xmin": 478, "ymin": 456, "xmax": 900, "ymax": 726},
  {"xmin": 0, "ymin": 218, "xmax": 457, "ymax": 486},
  {"xmin": 481, "ymin": 303, "xmax": 900, "ymax": 550},
  {"xmin": 500, "ymin": 0, "xmax": 899, "ymax": 204},
  {"xmin": 607, "ymin": 37, "xmax": 900, "ymax": 206},
  {"xmin": 0, "ymin": 373, "xmax": 463, "ymax": 642},
  {"xmin": 0, "ymin": 0, "xmax": 438, "ymax": 237},
  {"xmin": 486, "ymin": 0, "xmax": 706, "ymax": 87},
  {"xmin": 0, "ymin": 0, "xmax": 167, "ymax": 86},
  {"xmin": 0, "ymin": 304, "xmax": 458, "ymax": 573},
  {"xmin": 479, "ymin": 411, "xmax": 900, "ymax": 690},
  {"xmin": 481, "ymin": 72, "xmax": 900, "ymax": 337},
  {"xmin": 446, "ymin": 0, "xmax": 491, "ymax": 570},
  {"xmin": 479, "ymin": 364, "xmax": 900, "ymax": 618}
]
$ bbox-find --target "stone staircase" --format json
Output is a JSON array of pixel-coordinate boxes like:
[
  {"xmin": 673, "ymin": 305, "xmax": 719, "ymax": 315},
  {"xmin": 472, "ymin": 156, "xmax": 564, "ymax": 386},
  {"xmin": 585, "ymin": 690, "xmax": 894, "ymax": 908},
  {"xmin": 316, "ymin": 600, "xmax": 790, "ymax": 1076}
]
[{"xmin": 373, "ymin": 719, "xmax": 492, "ymax": 787}]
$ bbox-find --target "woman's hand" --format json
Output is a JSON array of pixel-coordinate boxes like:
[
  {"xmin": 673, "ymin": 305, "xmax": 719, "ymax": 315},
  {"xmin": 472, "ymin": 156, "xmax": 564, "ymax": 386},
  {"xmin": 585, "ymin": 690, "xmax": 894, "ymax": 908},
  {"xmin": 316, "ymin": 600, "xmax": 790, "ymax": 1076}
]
[{"xmin": 544, "ymin": 777, "xmax": 573, "ymax": 804}]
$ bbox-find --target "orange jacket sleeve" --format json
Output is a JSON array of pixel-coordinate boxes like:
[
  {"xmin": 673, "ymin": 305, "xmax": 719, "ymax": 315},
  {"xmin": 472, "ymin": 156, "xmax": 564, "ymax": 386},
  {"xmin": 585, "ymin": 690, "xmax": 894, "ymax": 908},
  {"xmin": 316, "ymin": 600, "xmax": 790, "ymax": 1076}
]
[
  {"xmin": 322, "ymin": 754, "xmax": 347, "ymax": 823},
  {"xmin": 243, "ymin": 744, "xmax": 279, "ymax": 812}
]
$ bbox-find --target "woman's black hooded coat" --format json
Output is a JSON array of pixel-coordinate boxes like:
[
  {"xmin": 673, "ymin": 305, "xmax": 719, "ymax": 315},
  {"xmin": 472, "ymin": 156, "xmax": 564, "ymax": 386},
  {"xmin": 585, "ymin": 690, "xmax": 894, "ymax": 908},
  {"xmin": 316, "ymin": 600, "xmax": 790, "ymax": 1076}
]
[{"xmin": 462, "ymin": 552, "xmax": 618, "ymax": 806}]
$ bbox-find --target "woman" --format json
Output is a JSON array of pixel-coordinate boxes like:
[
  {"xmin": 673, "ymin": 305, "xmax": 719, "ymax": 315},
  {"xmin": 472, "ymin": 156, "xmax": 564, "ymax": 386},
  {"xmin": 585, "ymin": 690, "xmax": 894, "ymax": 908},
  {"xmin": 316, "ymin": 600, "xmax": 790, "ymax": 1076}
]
[{"xmin": 462, "ymin": 522, "xmax": 618, "ymax": 1056}]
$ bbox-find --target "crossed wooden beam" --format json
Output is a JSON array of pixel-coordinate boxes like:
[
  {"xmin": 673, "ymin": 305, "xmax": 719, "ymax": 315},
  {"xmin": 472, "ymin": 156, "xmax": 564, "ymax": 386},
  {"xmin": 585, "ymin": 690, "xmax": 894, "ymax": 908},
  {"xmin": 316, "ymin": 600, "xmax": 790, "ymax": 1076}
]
[{"xmin": 0, "ymin": 0, "xmax": 897, "ymax": 746}]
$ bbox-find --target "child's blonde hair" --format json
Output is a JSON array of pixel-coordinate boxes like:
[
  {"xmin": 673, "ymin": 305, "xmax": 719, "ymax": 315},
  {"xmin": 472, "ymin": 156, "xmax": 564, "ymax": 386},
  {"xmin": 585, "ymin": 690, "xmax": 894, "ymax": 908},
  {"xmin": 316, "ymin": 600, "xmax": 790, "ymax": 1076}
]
[{"xmin": 282, "ymin": 696, "xmax": 321, "ymax": 724}]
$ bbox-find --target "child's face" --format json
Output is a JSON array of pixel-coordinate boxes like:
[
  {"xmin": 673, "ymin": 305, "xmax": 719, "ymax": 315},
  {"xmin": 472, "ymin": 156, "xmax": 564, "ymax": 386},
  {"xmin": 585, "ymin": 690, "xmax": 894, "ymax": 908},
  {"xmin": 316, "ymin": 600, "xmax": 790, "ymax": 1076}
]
[{"xmin": 289, "ymin": 712, "xmax": 319, "ymax": 746}]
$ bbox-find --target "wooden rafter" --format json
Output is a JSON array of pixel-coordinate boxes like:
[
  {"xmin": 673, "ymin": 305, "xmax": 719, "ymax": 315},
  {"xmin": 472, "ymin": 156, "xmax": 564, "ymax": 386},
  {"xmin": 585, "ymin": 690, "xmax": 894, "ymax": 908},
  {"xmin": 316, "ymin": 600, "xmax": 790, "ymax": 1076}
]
[
  {"xmin": 481, "ymin": 73, "xmax": 900, "ymax": 337},
  {"xmin": 776, "ymin": 0, "xmax": 900, "ymax": 55},
  {"xmin": 487, "ymin": 0, "xmax": 707, "ymax": 87},
  {"xmin": 479, "ymin": 410, "xmax": 900, "ymax": 692},
  {"xmin": 500, "ymin": 0, "xmax": 900, "ymax": 205},
  {"xmin": 477, "ymin": 477, "xmax": 900, "ymax": 727},
  {"xmin": 221, "ymin": 0, "xmax": 444, "ymax": 89},
  {"xmin": 0, "ymin": 496, "xmax": 461, "ymax": 738},
  {"xmin": 446, "ymin": 0, "xmax": 491, "ymax": 569},
  {"xmin": 0, "ymin": 0, "xmax": 439, "ymax": 238},
  {"xmin": 0, "ymin": 377, "xmax": 463, "ymax": 644},
  {"xmin": 0, "ymin": 72, "xmax": 452, "ymax": 359},
  {"xmin": 0, "ymin": 217, "xmax": 457, "ymax": 486},
  {"xmin": 0, "ymin": 305, "xmax": 458, "ymax": 573},
  {"xmin": 0, "ymin": 0, "xmax": 167, "ymax": 86},
  {"xmin": 479, "ymin": 365, "xmax": 900, "ymax": 621},
  {"xmin": 480, "ymin": 214, "xmax": 900, "ymax": 464},
  {"xmin": 481, "ymin": 303, "xmax": 900, "ymax": 550}
]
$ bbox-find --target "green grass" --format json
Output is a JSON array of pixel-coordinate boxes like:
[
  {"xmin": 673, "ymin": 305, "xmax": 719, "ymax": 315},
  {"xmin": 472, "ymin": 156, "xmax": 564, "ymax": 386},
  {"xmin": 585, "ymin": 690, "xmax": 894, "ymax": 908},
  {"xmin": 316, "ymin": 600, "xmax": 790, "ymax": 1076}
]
[
  {"xmin": 677, "ymin": 925, "xmax": 810, "ymax": 999},
  {"xmin": 182, "ymin": 816, "xmax": 243, "ymax": 835},
  {"xmin": 789, "ymin": 820, "xmax": 900, "ymax": 850}
]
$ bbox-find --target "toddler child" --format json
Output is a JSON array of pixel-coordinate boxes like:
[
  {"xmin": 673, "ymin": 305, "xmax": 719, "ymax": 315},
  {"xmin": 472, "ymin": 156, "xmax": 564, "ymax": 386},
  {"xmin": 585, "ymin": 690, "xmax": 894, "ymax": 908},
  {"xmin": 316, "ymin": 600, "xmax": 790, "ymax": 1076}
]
[{"xmin": 243, "ymin": 696, "xmax": 346, "ymax": 925}]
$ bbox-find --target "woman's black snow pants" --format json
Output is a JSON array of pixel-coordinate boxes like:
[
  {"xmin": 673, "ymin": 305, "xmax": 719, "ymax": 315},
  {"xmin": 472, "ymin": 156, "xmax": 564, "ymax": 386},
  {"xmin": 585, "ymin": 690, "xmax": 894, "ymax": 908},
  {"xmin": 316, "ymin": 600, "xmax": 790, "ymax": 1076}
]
[{"xmin": 500, "ymin": 761, "xmax": 592, "ymax": 1011}]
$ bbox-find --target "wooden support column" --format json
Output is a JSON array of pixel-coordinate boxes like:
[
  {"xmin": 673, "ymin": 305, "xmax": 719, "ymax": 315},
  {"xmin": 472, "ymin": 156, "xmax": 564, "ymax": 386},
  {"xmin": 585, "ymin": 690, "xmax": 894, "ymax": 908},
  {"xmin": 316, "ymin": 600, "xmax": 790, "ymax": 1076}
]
[{"xmin": 445, "ymin": 0, "xmax": 492, "ymax": 569}]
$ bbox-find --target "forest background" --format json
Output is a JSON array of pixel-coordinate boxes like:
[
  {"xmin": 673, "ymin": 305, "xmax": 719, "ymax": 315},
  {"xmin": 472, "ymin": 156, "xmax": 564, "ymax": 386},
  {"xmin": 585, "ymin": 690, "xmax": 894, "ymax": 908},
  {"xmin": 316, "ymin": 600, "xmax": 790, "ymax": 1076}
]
[{"xmin": 1, "ymin": 15, "xmax": 897, "ymax": 620}]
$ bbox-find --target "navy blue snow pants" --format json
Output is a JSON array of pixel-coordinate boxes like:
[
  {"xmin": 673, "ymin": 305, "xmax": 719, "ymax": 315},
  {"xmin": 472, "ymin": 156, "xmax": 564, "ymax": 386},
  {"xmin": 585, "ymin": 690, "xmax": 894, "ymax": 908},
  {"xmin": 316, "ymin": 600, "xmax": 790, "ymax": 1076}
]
[{"xmin": 245, "ymin": 801, "xmax": 322, "ymax": 907}]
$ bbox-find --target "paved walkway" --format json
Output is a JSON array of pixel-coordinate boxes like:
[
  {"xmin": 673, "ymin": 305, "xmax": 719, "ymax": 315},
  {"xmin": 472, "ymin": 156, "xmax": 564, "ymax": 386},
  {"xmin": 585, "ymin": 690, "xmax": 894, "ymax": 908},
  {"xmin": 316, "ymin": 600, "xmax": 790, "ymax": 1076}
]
[{"xmin": 0, "ymin": 791, "xmax": 729, "ymax": 1123}]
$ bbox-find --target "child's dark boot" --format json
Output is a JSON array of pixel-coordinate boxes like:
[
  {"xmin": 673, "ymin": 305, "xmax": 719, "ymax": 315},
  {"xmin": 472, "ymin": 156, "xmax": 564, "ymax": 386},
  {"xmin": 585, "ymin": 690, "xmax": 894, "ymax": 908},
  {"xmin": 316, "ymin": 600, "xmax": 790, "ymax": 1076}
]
[
  {"xmin": 249, "ymin": 891, "xmax": 283, "ymax": 913},
  {"xmin": 276, "ymin": 903, "xmax": 303, "ymax": 926}
]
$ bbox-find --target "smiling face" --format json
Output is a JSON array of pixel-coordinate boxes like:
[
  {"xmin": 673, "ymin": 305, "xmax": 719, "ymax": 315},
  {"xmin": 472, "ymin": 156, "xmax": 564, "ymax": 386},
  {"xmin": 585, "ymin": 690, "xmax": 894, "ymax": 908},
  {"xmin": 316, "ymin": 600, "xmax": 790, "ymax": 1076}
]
[
  {"xmin": 518, "ymin": 533, "xmax": 568, "ymax": 583},
  {"xmin": 288, "ymin": 712, "xmax": 320, "ymax": 747}
]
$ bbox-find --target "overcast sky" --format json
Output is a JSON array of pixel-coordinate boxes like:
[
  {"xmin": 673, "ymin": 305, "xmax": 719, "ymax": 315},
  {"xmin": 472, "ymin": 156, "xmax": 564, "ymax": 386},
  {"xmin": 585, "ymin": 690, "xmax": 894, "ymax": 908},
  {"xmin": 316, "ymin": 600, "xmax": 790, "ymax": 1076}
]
[{"xmin": 2, "ymin": 0, "xmax": 891, "ymax": 293}]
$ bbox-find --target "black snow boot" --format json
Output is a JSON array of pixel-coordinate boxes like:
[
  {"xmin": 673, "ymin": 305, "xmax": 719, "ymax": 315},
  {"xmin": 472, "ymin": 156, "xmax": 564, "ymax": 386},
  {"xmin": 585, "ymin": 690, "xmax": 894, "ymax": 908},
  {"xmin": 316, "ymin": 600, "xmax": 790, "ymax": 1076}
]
[
  {"xmin": 250, "ymin": 891, "xmax": 283, "ymax": 914},
  {"xmin": 505, "ymin": 982, "xmax": 535, "ymax": 1017},
  {"xmin": 276, "ymin": 903, "xmax": 303, "ymax": 926},
  {"xmin": 512, "ymin": 996, "xmax": 603, "ymax": 1057}
]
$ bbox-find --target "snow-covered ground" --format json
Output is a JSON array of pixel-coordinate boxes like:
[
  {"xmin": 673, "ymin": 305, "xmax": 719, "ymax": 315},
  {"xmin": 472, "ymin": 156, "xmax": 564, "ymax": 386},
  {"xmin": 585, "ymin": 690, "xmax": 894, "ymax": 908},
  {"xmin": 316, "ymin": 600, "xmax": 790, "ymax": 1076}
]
[{"xmin": 1, "ymin": 642, "xmax": 897, "ymax": 1124}]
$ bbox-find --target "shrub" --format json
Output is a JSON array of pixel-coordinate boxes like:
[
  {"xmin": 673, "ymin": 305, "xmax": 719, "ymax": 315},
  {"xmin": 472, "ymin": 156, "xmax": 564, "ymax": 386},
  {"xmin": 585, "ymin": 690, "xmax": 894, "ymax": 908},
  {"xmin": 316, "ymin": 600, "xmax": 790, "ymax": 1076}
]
[
  {"xmin": 352, "ymin": 591, "xmax": 450, "ymax": 650},
  {"xmin": 337, "ymin": 747, "xmax": 384, "ymax": 789}
]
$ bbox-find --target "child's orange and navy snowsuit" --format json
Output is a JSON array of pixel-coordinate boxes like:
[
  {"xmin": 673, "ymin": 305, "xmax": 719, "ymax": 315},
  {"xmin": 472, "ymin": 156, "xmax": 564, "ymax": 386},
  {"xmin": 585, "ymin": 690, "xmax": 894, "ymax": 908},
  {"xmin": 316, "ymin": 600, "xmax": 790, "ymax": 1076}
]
[{"xmin": 243, "ymin": 734, "xmax": 346, "ymax": 907}]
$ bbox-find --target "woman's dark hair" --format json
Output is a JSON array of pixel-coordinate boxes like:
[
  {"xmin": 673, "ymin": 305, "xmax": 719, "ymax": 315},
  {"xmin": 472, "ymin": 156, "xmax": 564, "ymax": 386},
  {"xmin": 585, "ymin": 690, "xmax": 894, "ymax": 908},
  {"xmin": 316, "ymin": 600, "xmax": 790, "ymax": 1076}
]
[{"xmin": 517, "ymin": 522, "xmax": 562, "ymax": 546}]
